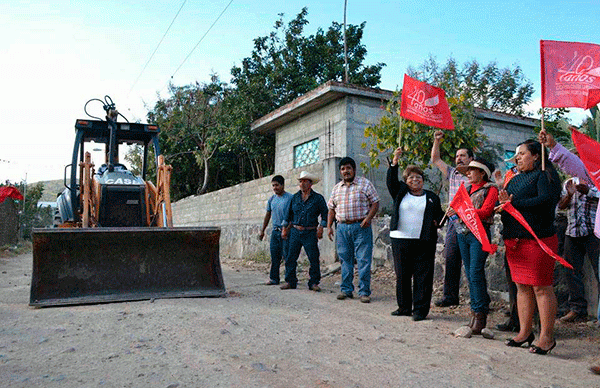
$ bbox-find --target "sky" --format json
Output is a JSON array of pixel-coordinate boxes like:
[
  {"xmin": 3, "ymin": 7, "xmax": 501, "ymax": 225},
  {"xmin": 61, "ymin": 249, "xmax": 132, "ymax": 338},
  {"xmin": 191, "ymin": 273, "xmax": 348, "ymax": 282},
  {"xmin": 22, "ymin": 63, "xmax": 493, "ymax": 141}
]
[{"xmin": 1, "ymin": 0, "xmax": 599, "ymax": 184}]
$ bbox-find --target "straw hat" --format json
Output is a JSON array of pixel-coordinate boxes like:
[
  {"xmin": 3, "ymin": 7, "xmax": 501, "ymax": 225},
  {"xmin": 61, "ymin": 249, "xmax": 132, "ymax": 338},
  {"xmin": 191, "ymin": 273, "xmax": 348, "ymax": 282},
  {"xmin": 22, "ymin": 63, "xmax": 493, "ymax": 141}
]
[
  {"xmin": 298, "ymin": 171, "xmax": 320, "ymax": 184},
  {"xmin": 456, "ymin": 161, "xmax": 492, "ymax": 179}
]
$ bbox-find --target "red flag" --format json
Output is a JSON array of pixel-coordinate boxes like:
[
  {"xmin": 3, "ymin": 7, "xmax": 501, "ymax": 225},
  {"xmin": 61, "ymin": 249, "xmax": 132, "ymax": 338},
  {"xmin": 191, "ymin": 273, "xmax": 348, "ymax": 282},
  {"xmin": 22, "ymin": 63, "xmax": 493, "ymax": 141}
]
[
  {"xmin": 0, "ymin": 186, "xmax": 24, "ymax": 203},
  {"xmin": 500, "ymin": 202, "xmax": 572, "ymax": 269},
  {"xmin": 400, "ymin": 74, "xmax": 454, "ymax": 130},
  {"xmin": 449, "ymin": 184, "xmax": 497, "ymax": 253},
  {"xmin": 571, "ymin": 128, "xmax": 600, "ymax": 186},
  {"xmin": 541, "ymin": 40, "xmax": 600, "ymax": 109}
]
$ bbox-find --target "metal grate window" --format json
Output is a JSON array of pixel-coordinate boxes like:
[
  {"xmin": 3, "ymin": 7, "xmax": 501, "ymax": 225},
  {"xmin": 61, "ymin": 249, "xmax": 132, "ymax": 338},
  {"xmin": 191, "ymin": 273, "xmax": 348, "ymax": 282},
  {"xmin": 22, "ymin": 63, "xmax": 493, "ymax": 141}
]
[{"xmin": 294, "ymin": 138, "xmax": 320, "ymax": 168}]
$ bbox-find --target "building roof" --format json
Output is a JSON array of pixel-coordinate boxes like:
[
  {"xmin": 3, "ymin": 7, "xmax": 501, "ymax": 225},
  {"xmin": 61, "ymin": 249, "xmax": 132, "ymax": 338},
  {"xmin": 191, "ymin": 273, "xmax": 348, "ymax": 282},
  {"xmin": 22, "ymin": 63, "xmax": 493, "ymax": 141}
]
[
  {"xmin": 474, "ymin": 107, "xmax": 539, "ymax": 128},
  {"xmin": 251, "ymin": 81, "xmax": 394, "ymax": 134}
]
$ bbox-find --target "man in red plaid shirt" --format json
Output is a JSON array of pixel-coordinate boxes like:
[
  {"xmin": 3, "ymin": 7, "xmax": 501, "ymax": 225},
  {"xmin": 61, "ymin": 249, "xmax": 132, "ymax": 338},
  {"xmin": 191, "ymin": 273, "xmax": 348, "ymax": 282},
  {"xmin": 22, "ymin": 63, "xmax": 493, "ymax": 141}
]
[{"xmin": 327, "ymin": 157, "xmax": 380, "ymax": 303}]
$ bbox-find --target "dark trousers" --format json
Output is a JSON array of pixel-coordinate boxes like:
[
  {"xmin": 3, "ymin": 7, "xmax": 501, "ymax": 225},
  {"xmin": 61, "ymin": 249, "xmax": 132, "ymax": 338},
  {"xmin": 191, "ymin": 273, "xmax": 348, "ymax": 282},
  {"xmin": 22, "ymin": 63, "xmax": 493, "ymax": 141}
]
[
  {"xmin": 285, "ymin": 228, "xmax": 321, "ymax": 288},
  {"xmin": 441, "ymin": 220, "xmax": 462, "ymax": 304},
  {"xmin": 269, "ymin": 229, "xmax": 288, "ymax": 284},
  {"xmin": 564, "ymin": 234, "xmax": 600, "ymax": 314},
  {"xmin": 391, "ymin": 238, "xmax": 436, "ymax": 316}
]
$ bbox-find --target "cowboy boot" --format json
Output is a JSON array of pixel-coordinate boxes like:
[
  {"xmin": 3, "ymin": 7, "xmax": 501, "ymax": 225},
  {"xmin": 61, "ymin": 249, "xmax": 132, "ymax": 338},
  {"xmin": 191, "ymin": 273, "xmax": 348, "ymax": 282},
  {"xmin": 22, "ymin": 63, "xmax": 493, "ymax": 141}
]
[{"xmin": 472, "ymin": 312, "xmax": 487, "ymax": 335}]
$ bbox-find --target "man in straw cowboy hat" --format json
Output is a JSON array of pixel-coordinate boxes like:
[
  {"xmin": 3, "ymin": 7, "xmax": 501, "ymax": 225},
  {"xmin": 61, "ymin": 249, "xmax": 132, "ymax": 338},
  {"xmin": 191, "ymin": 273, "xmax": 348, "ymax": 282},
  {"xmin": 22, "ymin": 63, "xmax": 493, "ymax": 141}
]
[
  {"xmin": 281, "ymin": 171, "xmax": 328, "ymax": 291},
  {"xmin": 430, "ymin": 130, "xmax": 473, "ymax": 307}
]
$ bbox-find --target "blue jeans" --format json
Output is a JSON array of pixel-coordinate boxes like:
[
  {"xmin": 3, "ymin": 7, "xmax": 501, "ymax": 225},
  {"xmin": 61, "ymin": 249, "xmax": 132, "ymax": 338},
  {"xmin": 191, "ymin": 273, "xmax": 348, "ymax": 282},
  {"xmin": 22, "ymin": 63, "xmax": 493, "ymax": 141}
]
[
  {"xmin": 269, "ymin": 229, "xmax": 288, "ymax": 284},
  {"xmin": 337, "ymin": 223, "xmax": 373, "ymax": 296},
  {"xmin": 457, "ymin": 231, "xmax": 490, "ymax": 314},
  {"xmin": 285, "ymin": 228, "xmax": 321, "ymax": 288}
]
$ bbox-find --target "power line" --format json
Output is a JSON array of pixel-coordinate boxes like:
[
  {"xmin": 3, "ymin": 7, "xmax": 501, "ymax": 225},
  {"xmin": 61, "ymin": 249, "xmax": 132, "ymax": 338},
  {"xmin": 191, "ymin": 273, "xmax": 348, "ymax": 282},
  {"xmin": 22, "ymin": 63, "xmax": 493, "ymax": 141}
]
[
  {"xmin": 128, "ymin": 0, "xmax": 189, "ymax": 96},
  {"xmin": 163, "ymin": 0, "xmax": 234, "ymax": 92}
]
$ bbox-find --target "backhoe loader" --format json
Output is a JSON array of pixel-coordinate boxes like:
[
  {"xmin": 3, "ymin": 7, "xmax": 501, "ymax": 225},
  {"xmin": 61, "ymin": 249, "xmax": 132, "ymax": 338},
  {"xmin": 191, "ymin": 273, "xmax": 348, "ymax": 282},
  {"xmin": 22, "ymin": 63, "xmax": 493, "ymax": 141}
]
[{"xmin": 30, "ymin": 97, "xmax": 225, "ymax": 307}]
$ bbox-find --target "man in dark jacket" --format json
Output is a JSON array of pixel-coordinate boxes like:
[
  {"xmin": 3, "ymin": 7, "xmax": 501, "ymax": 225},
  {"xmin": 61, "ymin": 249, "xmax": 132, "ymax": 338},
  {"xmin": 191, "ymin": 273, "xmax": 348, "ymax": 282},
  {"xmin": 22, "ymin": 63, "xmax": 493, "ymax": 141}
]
[{"xmin": 281, "ymin": 171, "xmax": 328, "ymax": 291}]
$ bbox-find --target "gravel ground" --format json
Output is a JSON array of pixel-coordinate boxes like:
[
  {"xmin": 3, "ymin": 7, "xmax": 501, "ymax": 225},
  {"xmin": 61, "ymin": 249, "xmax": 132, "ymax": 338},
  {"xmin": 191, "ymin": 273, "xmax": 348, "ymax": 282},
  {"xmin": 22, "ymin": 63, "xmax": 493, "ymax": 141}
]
[{"xmin": 0, "ymin": 252, "xmax": 599, "ymax": 388}]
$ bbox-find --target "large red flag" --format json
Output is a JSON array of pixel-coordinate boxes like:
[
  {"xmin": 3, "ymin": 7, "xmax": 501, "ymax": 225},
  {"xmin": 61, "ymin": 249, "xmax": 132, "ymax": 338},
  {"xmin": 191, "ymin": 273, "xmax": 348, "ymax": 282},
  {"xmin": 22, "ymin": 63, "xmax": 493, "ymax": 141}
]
[
  {"xmin": 0, "ymin": 186, "xmax": 24, "ymax": 203},
  {"xmin": 400, "ymin": 74, "xmax": 454, "ymax": 130},
  {"xmin": 571, "ymin": 127, "xmax": 600, "ymax": 185},
  {"xmin": 500, "ymin": 202, "xmax": 572, "ymax": 269},
  {"xmin": 570, "ymin": 127, "xmax": 600, "ymax": 239},
  {"xmin": 541, "ymin": 40, "xmax": 600, "ymax": 109},
  {"xmin": 449, "ymin": 184, "xmax": 497, "ymax": 253}
]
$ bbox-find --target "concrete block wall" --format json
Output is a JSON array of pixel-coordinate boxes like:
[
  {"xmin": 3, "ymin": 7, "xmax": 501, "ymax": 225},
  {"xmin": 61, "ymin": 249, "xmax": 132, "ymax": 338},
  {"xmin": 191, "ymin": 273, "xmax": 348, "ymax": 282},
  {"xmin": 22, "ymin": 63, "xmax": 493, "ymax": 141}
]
[{"xmin": 172, "ymin": 163, "xmax": 334, "ymax": 261}]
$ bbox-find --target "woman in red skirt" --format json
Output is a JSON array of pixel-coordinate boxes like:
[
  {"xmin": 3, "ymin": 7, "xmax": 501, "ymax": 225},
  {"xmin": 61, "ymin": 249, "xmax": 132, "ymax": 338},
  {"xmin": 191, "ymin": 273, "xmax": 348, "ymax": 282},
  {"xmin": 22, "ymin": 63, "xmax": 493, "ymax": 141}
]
[{"xmin": 499, "ymin": 139, "xmax": 562, "ymax": 355}]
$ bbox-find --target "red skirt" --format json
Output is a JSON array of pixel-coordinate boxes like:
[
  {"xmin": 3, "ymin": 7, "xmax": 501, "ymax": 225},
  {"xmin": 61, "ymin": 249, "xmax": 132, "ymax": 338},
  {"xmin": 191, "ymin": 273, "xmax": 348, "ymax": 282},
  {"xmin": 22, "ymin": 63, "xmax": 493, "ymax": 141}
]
[{"xmin": 504, "ymin": 235, "xmax": 558, "ymax": 286}]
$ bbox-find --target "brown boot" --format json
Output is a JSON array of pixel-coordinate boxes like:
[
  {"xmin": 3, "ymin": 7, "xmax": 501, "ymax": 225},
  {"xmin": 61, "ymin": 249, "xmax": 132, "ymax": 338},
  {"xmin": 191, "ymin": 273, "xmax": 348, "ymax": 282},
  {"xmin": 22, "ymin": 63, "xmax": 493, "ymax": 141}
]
[{"xmin": 472, "ymin": 312, "xmax": 487, "ymax": 335}]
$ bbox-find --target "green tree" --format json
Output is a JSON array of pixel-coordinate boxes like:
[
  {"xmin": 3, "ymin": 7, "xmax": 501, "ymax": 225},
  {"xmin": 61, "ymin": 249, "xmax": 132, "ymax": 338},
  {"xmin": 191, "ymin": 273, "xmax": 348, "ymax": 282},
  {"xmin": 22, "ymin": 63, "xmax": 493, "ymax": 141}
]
[
  {"xmin": 7, "ymin": 181, "xmax": 47, "ymax": 239},
  {"xmin": 147, "ymin": 77, "xmax": 227, "ymax": 197},
  {"xmin": 581, "ymin": 106, "xmax": 600, "ymax": 141},
  {"xmin": 408, "ymin": 56, "xmax": 534, "ymax": 116},
  {"xmin": 363, "ymin": 57, "xmax": 534, "ymax": 173},
  {"xmin": 230, "ymin": 7, "xmax": 385, "ymax": 118}
]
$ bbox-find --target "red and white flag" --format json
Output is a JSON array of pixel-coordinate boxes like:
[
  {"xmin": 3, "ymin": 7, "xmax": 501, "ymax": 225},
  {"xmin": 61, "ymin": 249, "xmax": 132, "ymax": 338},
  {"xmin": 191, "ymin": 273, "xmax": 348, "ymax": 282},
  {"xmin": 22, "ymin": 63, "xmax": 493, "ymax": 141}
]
[
  {"xmin": 500, "ymin": 202, "xmax": 572, "ymax": 269},
  {"xmin": 400, "ymin": 74, "xmax": 454, "ymax": 130},
  {"xmin": 570, "ymin": 127, "xmax": 600, "ymax": 239},
  {"xmin": 541, "ymin": 40, "xmax": 600, "ymax": 109},
  {"xmin": 449, "ymin": 184, "xmax": 497, "ymax": 253}
]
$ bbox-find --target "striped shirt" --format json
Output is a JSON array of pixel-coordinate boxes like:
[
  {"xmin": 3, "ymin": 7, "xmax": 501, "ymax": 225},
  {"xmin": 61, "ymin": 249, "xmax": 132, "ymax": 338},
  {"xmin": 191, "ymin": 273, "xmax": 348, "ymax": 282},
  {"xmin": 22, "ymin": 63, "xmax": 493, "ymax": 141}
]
[
  {"xmin": 328, "ymin": 176, "xmax": 380, "ymax": 222},
  {"xmin": 563, "ymin": 184, "xmax": 599, "ymax": 238},
  {"xmin": 447, "ymin": 165, "xmax": 470, "ymax": 202}
]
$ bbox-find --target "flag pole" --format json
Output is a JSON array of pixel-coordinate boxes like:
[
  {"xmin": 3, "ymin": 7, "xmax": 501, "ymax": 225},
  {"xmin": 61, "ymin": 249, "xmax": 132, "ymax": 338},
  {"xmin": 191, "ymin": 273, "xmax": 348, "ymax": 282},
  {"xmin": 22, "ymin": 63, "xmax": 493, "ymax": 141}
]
[
  {"xmin": 541, "ymin": 108, "xmax": 546, "ymax": 171},
  {"xmin": 398, "ymin": 115, "xmax": 403, "ymax": 146}
]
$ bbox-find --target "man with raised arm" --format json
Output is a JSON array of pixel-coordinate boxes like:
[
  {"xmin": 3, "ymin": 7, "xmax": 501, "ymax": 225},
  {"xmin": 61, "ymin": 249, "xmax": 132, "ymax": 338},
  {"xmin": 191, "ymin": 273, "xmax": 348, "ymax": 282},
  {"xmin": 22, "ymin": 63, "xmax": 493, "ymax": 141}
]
[{"xmin": 430, "ymin": 130, "xmax": 473, "ymax": 307}]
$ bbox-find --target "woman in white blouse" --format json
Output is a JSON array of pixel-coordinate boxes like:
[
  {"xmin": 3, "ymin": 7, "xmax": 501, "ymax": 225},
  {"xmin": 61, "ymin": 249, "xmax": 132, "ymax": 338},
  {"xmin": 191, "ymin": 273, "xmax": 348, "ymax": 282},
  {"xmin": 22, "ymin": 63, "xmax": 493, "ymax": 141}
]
[{"xmin": 387, "ymin": 147, "xmax": 443, "ymax": 321}]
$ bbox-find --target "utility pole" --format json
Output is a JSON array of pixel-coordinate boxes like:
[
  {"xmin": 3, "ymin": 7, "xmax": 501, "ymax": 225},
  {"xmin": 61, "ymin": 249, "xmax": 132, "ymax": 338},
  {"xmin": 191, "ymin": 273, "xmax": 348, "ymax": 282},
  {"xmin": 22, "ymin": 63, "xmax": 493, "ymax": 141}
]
[{"xmin": 343, "ymin": 0, "xmax": 348, "ymax": 83}]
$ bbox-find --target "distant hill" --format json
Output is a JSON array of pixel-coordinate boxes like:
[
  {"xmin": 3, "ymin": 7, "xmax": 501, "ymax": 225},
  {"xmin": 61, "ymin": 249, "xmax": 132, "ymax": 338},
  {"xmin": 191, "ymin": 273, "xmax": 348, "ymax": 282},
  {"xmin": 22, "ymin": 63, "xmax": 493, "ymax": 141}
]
[{"xmin": 34, "ymin": 180, "xmax": 65, "ymax": 202}]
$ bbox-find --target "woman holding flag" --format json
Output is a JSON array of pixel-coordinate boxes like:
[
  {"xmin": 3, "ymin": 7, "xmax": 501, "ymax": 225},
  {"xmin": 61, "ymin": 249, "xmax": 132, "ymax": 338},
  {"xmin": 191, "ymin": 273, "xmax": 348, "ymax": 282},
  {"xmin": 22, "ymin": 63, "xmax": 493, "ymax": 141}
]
[
  {"xmin": 499, "ymin": 139, "xmax": 562, "ymax": 355},
  {"xmin": 387, "ymin": 147, "xmax": 444, "ymax": 321},
  {"xmin": 452, "ymin": 158, "xmax": 498, "ymax": 334}
]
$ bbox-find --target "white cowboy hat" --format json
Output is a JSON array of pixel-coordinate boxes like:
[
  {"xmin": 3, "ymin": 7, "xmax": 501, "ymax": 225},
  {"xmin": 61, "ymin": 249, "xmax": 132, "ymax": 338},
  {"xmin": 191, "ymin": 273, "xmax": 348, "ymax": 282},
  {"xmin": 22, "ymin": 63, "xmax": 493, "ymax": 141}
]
[
  {"xmin": 298, "ymin": 171, "xmax": 320, "ymax": 184},
  {"xmin": 456, "ymin": 160, "xmax": 492, "ymax": 180}
]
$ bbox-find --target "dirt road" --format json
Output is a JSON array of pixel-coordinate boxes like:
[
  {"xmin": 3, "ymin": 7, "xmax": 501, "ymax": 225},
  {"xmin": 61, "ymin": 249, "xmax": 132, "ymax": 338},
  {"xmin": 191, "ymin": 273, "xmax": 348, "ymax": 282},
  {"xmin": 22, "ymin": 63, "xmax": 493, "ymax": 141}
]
[{"xmin": 1, "ymin": 253, "xmax": 599, "ymax": 387}]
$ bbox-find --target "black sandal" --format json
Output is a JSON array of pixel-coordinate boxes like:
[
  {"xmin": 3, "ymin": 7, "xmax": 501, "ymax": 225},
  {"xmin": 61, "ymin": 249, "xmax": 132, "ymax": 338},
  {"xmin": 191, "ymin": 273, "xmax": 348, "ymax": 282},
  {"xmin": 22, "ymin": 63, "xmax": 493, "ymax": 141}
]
[
  {"xmin": 505, "ymin": 332, "xmax": 534, "ymax": 348},
  {"xmin": 529, "ymin": 340, "xmax": 556, "ymax": 355}
]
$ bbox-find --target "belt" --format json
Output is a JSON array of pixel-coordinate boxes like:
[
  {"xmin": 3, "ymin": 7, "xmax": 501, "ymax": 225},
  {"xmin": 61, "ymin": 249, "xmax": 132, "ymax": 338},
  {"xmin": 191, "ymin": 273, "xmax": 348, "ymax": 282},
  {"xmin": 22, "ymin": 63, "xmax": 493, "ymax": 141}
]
[
  {"xmin": 293, "ymin": 225, "xmax": 317, "ymax": 231},
  {"xmin": 339, "ymin": 218, "xmax": 364, "ymax": 224}
]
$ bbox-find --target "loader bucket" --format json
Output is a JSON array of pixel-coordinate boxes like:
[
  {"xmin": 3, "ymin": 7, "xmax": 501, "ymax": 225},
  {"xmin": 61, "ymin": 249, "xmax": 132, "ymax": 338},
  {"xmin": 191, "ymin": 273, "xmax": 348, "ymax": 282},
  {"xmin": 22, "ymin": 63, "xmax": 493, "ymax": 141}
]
[{"xmin": 30, "ymin": 227, "xmax": 225, "ymax": 307}]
